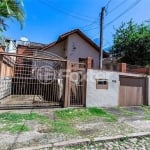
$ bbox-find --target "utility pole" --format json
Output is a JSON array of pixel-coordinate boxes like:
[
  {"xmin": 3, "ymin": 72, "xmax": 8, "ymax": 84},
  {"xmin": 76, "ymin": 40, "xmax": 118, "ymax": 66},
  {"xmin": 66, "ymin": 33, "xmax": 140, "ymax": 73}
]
[{"xmin": 99, "ymin": 7, "xmax": 105, "ymax": 69}]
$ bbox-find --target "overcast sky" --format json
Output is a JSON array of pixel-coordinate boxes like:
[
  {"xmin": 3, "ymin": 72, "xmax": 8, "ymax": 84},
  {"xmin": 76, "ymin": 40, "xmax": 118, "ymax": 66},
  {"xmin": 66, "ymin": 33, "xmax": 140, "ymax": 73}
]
[{"xmin": 3, "ymin": 0, "xmax": 150, "ymax": 48}]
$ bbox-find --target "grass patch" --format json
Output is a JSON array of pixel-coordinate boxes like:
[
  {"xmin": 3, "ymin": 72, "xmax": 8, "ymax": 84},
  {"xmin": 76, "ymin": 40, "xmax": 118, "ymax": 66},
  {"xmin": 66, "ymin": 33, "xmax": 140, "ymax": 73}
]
[
  {"xmin": 0, "ymin": 124, "xmax": 29, "ymax": 133},
  {"xmin": 52, "ymin": 108, "xmax": 117, "ymax": 135},
  {"xmin": 0, "ymin": 112, "xmax": 49, "ymax": 123},
  {"xmin": 0, "ymin": 108, "xmax": 117, "ymax": 135},
  {"xmin": 0, "ymin": 112, "xmax": 76, "ymax": 134},
  {"xmin": 55, "ymin": 107, "xmax": 117, "ymax": 122},
  {"xmin": 0, "ymin": 112, "xmax": 50, "ymax": 133},
  {"xmin": 52, "ymin": 120, "xmax": 77, "ymax": 135}
]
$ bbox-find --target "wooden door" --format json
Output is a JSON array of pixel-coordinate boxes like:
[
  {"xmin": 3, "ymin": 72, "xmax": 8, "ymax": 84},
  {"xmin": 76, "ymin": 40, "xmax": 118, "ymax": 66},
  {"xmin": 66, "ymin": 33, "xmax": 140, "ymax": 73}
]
[{"xmin": 119, "ymin": 76, "xmax": 146, "ymax": 106}]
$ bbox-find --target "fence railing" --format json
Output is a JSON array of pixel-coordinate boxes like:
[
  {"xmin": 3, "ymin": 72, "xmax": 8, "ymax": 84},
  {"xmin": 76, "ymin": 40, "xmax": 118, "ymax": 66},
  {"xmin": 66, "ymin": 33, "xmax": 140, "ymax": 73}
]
[
  {"xmin": 102, "ymin": 62, "xmax": 150, "ymax": 75},
  {"xmin": 102, "ymin": 63, "xmax": 120, "ymax": 72},
  {"xmin": 126, "ymin": 64, "xmax": 150, "ymax": 75}
]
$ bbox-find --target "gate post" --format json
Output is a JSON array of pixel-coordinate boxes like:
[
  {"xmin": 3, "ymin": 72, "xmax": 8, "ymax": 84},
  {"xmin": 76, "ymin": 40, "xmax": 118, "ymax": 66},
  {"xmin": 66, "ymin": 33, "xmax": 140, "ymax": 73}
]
[
  {"xmin": 63, "ymin": 61, "xmax": 71, "ymax": 108},
  {"xmin": 86, "ymin": 57, "xmax": 93, "ymax": 69},
  {"xmin": 119, "ymin": 63, "xmax": 126, "ymax": 73},
  {"xmin": 0, "ymin": 54, "xmax": 3, "ymax": 77}
]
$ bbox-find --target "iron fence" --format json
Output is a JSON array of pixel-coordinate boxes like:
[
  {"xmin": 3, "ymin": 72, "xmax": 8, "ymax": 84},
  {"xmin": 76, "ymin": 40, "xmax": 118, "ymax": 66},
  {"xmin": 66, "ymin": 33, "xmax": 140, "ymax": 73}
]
[{"xmin": 0, "ymin": 52, "xmax": 67, "ymax": 107}]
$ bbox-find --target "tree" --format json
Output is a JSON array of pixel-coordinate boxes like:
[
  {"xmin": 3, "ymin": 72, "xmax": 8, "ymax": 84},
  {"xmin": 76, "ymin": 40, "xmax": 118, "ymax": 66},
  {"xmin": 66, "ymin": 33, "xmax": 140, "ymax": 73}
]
[
  {"xmin": 0, "ymin": 0, "xmax": 24, "ymax": 33},
  {"xmin": 111, "ymin": 20, "xmax": 150, "ymax": 66}
]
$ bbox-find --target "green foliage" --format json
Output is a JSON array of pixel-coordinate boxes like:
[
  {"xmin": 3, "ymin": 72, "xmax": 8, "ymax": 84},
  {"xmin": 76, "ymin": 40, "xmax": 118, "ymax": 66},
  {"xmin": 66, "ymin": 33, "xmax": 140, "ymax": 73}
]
[
  {"xmin": 0, "ymin": 0, "xmax": 24, "ymax": 33},
  {"xmin": 111, "ymin": 20, "xmax": 150, "ymax": 66}
]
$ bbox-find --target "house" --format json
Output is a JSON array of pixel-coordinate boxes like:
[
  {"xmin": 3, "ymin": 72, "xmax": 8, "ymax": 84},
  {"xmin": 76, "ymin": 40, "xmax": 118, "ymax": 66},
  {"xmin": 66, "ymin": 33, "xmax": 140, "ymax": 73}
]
[
  {"xmin": 16, "ymin": 40, "xmax": 46, "ymax": 56},
  {"xmin": 0, "ymin": 36, "xmax": 150, "ymax": 107},
  {"xmin": 42, "ymin": 29, "xmax": 108, "ymax": 69}
]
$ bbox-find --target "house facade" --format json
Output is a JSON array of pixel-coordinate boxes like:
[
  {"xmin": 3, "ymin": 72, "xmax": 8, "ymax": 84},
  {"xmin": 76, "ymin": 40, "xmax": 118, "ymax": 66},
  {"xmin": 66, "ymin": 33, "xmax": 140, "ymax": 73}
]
[{"xmin": 42, "ymin": 29, "xmax": 108, "ymax": 69}]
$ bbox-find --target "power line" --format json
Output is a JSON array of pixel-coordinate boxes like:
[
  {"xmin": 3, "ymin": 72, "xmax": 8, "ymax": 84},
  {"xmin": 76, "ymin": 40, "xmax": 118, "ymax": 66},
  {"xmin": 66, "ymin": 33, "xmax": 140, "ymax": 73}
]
[
  {"xmin": 105, "ymin": 0, "xmax": 112, "ymax": 14},
  {"xmin": 38, "ymin": 0, "xmax": 96, "ymax": 22},
  {"xmin": 45, "ymin": 0, "xmax": 96, "ymax": 20},
  {"xmin": 83, "ymin": 0, "xmax": 141, "ymax": 32},
  {"xmin": 105, "ymin": 0, "xmax": 142, "ymax": 28},
  {"xmin": 82, "ymin": 0, "xmax": 127, "ymax": 31},
  {"xmin": 106, "ymin": 0, "xmax": 128, "ymax": 15},
  {"xmin": 83, "ymin": 26, "xmax": 99, "ymax": 32},
  {"xmin": 81, "ymin": 20, "xmax": 99, "ymax": 29},
  {"xmin": 81, "ymin": 0, "xmax": 113, "ymax": 30},
  {"xmin": 86, "ymin": 0, "xmax": 142, "ymax": 37}
]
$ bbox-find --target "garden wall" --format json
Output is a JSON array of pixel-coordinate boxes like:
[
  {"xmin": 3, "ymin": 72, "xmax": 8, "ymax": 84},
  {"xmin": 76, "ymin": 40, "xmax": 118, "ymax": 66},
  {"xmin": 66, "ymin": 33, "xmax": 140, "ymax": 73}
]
[
  {"xmin": 86, "ymin": 69, "xmax": 119, "ymax": 107},
  {"xmin": 86, "ymin": 69, "xmax": 150, "ymax": 107}
]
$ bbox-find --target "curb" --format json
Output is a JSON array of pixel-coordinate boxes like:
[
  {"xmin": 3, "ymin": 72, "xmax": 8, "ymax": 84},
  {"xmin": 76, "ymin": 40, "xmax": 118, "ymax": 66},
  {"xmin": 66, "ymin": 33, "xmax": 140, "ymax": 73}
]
[
  {"xmin": 93, "ymin": 132, "xmax": 150, "ymax": 142},
  {"xmin": 15, "ymin": 132, "xmax": 150, "ymax": 150},
  {"xmin": 53, "ymin": 138, "xmax": 90, "ymax": 147}
]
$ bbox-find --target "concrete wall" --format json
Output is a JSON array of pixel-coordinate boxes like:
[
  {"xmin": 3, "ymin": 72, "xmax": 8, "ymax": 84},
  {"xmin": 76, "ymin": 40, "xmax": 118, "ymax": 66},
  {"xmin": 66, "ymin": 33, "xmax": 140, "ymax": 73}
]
[
  {"xmin": 86, "ymin": 70, "xmax": 150, "ymax": 107},
  {"xmin": 67, "ymin": 33, "xmax": 99, "ymax": 69},
  {"xmin": 86, "ymin": 69, "xmax": 119, "ymax": 107}
]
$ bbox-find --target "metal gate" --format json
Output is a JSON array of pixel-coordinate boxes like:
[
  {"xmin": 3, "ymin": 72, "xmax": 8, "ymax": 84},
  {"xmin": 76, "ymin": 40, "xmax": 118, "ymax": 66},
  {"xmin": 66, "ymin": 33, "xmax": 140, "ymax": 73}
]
[
  {"xmin": 0, "ymin": 52, "xmax": 67, "ymax": 108},
  {"xmin": 69, "ymin": 62, "xmax": 86, "ymax": 106},
  {"xmin": 119, "ymin": 75, "xmax": 147, "ymax": 106}
]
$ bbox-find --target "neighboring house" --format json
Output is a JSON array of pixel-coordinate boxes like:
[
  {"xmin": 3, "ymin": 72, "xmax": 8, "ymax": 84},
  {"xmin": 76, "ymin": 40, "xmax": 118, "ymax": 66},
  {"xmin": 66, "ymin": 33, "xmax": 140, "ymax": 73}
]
[
  {"xmin": 0, "ymin": 39, "xmax": 46, "ymax": 54},
  {"xmin": 42, "ymin": 29, "xmax": 108, "ymax": 69},
  {"xmin": 0, "ymin": 40, "xmax": 49, "ymax": 87},
  {"xmin": 17, "ymin": 41, "xmax": 46, "ymax": 56}
]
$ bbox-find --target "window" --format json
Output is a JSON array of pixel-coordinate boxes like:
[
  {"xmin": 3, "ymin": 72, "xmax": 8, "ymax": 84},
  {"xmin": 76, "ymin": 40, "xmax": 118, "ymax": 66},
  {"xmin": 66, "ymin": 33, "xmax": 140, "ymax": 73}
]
[
  {"xmin": 79, "ymin": 58, "xmax": 94, "ymax": 68},
  {"xmin": 96, "ymin": 79, "xmax": 108, "ymax": 89},
  {"xmin": 79, "ymin": 58, "xmax": 86, "ymax": 68}
]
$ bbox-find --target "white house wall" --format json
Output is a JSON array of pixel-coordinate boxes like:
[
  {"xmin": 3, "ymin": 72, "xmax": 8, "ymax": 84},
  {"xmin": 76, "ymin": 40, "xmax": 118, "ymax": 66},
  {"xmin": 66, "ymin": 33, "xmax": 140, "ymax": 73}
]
[
  {"xmin": 67, "ymin": 33, "xmax": 99, "ymax": 69},
  {"xmin": 86, "ymin": 69, "xmax": 119, "ymax": 107}
]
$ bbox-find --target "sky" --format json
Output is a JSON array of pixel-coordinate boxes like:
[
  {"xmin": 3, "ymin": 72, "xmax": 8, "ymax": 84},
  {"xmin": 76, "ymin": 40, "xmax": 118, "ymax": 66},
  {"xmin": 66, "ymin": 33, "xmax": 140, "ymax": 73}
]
[{"xmin": 3, "ymin": 0, "xmax": 150, "ymax": 49}]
